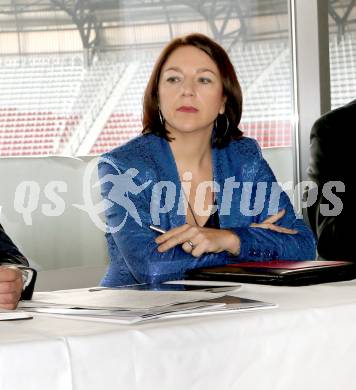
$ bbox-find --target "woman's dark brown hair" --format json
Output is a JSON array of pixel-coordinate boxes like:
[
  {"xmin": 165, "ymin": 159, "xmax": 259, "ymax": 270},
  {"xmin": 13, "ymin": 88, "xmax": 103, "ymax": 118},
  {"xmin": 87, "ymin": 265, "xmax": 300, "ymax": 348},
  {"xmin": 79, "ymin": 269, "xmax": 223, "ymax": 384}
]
[{"xmin": 142, "ymin": 33, "xmax": 243, "ymax": 148}]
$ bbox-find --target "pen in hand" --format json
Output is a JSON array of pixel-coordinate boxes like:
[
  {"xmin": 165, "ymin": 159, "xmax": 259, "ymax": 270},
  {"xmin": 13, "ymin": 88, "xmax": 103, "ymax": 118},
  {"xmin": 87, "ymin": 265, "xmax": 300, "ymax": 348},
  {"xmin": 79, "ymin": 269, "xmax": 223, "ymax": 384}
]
[{"xmin": 149, "ymin": 225, "xmax": 166, "ymax": 234}]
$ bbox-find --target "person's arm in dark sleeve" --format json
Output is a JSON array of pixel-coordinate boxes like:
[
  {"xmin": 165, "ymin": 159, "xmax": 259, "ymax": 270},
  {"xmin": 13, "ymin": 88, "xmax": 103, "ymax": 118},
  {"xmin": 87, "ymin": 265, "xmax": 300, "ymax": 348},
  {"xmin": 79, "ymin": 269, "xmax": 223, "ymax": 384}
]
[
  {"xmin": 0, "ymin": 224, "xmax": 29, "ymax": 266},
  {"xmin": 307, "ymin": 117, "xmax": 351, "ymax": 260}
]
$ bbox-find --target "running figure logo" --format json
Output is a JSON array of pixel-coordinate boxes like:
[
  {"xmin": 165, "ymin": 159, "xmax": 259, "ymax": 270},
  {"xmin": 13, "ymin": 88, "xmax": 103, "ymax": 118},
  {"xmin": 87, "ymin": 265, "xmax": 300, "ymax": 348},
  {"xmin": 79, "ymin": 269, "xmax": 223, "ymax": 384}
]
[
  {"xmin": 98, "ymin": 167, "xmax": 151, "ymax": 228},
  {"xmin": 75, "ymin": 157, "xmax": 151, "ymax": 233}
]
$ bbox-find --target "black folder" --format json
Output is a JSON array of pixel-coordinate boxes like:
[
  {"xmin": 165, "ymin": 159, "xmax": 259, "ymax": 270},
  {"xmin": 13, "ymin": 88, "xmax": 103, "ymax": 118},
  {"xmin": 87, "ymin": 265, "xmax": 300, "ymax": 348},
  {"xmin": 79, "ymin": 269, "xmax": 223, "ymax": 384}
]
[{"xmin": 186, "ymin": 260, "xmax": 356, "ymax": 286}]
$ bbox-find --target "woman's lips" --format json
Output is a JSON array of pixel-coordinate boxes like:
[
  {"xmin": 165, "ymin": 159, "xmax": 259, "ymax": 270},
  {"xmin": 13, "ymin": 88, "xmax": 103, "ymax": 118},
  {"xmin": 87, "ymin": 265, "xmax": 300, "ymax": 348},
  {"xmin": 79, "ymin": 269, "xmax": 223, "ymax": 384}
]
[{"xmin": 177, "ymin": 106, "xmax": 198, "ymax": 113}]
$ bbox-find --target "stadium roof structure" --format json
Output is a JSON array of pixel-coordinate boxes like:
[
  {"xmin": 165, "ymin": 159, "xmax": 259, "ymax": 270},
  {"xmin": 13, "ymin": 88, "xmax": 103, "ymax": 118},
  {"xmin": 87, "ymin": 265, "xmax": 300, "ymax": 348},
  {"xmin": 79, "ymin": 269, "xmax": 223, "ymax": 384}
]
[{"xmin": 0, "ymin": 0, "xmax": 355, "ymax": 53}]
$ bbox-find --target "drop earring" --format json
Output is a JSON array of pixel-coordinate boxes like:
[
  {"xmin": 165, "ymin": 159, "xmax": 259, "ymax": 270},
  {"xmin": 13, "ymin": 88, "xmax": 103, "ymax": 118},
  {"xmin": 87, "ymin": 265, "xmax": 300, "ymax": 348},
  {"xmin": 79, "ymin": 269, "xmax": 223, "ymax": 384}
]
[
  {"xmin": 158, "ymin": 109, "xmax": 164, "ymax": 125},
  {"xmin": 215, "ymin": 113, "xmax": 229, "ymax": 138}
]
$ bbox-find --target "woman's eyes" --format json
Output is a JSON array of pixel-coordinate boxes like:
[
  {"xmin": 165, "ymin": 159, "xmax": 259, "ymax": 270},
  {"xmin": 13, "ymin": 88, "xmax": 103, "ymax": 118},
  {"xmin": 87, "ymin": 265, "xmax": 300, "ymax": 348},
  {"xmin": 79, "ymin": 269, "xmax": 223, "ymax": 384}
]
[
  {"xmin": 197, "ymin": 77, "xmax": 212, "ymax": 84},
  {"xmin": 165, "ymin": 76, "xmax": 213, "ymax": 84},
  {"xmin": 166, "ymin": 76, "xmax": 181, "ymax": 83}
]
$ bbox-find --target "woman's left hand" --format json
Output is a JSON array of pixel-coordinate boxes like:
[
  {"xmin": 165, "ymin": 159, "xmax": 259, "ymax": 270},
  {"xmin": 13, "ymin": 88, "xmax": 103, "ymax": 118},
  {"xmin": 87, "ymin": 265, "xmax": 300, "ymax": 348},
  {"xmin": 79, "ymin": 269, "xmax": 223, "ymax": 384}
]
[
  {"xmin": 250, "ymin": 209, "xmax": 298, "ymax": 234},
  {"xmin": 155, "ymin": 224, "xmax": 240, "ymax": 258}
]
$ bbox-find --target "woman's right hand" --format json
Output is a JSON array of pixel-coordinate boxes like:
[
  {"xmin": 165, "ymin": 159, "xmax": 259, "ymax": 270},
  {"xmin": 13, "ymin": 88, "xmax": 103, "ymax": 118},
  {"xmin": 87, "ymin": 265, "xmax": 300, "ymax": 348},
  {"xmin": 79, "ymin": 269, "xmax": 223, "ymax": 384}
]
[
  {"xmin": 155, "ymin": 224, "xmax": 240, "ymax": 257},
  {"xmin": 250, "ymin": 209, "xmax": 297, "ymax": 234}
]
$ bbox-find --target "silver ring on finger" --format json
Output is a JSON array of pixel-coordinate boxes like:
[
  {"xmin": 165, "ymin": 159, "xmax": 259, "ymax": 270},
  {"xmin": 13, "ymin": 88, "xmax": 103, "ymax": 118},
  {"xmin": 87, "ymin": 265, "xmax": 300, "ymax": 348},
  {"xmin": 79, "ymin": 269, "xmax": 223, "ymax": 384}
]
[{"xmin": 187, "ymin": 240, "xmax": 195, "ymax": 250}]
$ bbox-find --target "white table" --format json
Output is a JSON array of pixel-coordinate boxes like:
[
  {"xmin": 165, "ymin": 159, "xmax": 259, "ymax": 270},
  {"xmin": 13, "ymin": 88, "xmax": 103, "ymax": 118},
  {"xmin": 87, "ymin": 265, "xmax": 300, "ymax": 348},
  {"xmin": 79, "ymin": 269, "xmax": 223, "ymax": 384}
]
[{"xmin": 2, "ymin": 280, "xmax": 356, "ymax": 390}]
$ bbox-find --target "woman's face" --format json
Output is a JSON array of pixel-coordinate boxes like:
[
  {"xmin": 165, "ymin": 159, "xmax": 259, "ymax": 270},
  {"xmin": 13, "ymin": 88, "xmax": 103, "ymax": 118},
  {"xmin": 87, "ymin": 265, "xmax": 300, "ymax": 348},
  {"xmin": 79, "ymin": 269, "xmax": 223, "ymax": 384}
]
[{"xmin": 158, "ymin": 45, "xmax": 226, "ymax": 137}]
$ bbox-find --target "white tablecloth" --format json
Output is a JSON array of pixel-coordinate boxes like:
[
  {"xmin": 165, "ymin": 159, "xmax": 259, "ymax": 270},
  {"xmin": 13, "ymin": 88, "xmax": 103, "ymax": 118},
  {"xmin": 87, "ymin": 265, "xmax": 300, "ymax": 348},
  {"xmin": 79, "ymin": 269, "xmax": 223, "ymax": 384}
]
[{"xmin": 2, "ymin": 280, "xmax": 356, "ymax": 390}]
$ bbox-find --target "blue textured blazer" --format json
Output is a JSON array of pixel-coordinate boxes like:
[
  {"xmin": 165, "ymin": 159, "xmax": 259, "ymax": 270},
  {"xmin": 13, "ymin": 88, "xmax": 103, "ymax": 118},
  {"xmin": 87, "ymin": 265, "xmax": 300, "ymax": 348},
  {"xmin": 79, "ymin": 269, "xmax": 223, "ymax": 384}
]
[{"xmin": 99, "ymin": 133, "xmax": 316, "ymax": 287}]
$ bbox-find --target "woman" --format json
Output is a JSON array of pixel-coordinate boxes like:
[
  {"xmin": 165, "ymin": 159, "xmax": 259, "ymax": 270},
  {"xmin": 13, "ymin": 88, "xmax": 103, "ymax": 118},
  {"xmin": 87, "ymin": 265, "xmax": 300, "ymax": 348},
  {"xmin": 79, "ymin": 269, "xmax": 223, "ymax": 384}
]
[{"xmin": 98, "ymin": 33, "xmax": 316, "ymax": 287}]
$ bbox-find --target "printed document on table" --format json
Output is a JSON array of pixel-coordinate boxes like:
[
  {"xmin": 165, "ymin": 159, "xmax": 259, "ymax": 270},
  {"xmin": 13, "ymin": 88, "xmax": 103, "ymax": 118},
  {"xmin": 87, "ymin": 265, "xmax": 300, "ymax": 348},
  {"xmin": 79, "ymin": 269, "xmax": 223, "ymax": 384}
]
[
  {"xmin": 25, "ymin": 296, "xmax": 276, "ymax": 324},
  {"xmin": 28, "ymin": 288, "xmax": 232, "ymax": 310},
  {"xmin": 22, "ymin": 301, "xmax": 226, "ymax": 324},
  {"xmin": 0, "ymin": 308, "xmax": 33, "ymax": 321}
]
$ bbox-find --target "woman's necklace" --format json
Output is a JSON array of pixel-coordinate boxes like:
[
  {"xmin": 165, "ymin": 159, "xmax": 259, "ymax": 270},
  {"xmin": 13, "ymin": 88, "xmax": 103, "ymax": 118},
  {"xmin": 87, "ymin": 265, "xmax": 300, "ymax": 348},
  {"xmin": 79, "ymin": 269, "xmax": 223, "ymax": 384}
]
[{"xmin": 182, "ymin": 188, "xmax": 200, "ymax": 227}]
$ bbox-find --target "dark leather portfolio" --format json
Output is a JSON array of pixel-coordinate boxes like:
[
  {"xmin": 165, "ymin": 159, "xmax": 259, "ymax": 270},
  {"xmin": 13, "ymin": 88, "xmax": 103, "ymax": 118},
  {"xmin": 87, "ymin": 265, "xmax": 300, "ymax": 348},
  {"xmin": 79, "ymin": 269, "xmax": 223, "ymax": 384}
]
[{"xmin": 186, "ymin": 260, "xmax": 356, "ymax": 286}]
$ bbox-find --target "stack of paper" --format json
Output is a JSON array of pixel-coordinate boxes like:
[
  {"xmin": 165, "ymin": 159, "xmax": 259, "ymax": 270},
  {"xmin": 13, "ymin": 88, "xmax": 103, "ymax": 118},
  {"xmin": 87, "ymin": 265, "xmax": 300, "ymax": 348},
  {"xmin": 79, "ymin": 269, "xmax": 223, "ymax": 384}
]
[
  {"xmin": 19, "ymin": 284, "xmax": 276, "ymax": 324},
  {"xmin": 0, "ymin": 308, "xmax": 33, "ymax": 321}
]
